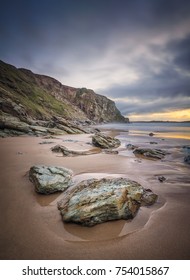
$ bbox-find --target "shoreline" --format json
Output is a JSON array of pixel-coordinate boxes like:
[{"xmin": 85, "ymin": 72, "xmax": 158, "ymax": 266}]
[{"xmin": 0, "ymin": 129, "xmax": 190, "ymax": 259}]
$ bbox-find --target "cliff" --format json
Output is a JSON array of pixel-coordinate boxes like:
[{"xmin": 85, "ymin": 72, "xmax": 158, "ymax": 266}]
[{"xmin": 0, "ymin": 60, "xmax": 128, "ymax": 136}]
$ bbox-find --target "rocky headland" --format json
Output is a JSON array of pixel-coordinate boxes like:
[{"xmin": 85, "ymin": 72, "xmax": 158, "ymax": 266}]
[{"xmin": 0, "ymin": 60, "xmax": 128, "ymax": 137}]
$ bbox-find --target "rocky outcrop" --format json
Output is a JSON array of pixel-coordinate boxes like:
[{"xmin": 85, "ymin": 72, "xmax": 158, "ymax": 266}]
[
  {"xmin": 133, "ymin": 148, "xmax": 168, "ymax": 160},
  {"xmin": 29, "ymin": 165, "xmax": 73, "ymax": 194},
  {"xmin": 92, "ymin": 133, "xmax": 121, "ymax": 149},
  {"xmin": 0, "ymin": 115, "xmax": 31, "ymax": 135},
  {"xmin": 0, "ymin": 60, "xmax": 127, "ymax": 136},
  {"xmin": 0, "ymin": 113, "xmax": 88, "ymax": 137},
  {"xmin": 58, "ymin": 177, "xmax": 157, "ymax": 226},
  {"xmin": 61, "ymin": 87, "xmax": 127, "ymax": 123},
  {"xmin": 149, "ymin": 132, "xmax": 155, "ymax": 136},
  {"xmin": 51, "ymin": 144, "xmax": 100, "ymax": 156}
]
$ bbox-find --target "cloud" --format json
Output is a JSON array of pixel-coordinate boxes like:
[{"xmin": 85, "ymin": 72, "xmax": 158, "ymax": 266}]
[
  {"xmin": 0, "ymin": 0, "xmax": 190, "ymax": 120},
  {"xmin": 115, "ymin": 96, "xmax": 190, "ymax": 116}
]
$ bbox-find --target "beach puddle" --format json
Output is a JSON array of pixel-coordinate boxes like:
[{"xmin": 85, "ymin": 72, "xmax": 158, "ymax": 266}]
[
  {"xmin": 62, "ymin": 198, "xmax": 164, "ymax": 242},
  {"xmin": 57, "ymin": 173, "xmax": 165, "ymax": 242},
  {"xmin": 35, "ymin": 192, "xmax": 62, "ymax": 206},
  {"xmin": 33, "ymin": 172, "xmax": 165, "ymax": 242}
]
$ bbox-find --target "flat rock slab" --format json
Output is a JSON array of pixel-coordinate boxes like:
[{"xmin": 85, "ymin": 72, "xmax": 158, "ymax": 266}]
[
  {"xmin": 58, "ymin": 177, "xmax": 157, "ymax": 226},
  {"xmin": 92, "ymin": 133, "xmax": 121, "ymax": 149},
  {"xmin": 29, "ymin": 165, "xmax": 73, "ymax": 194},
  {"xmin": 51, "ymin": 144, "xmax": 99, "ymax": 156}
]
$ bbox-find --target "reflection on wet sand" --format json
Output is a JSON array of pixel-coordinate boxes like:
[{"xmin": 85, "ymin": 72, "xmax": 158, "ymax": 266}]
[{"xmin": 0, "ymin": 128, "xmax": 190, "ymax": 259}]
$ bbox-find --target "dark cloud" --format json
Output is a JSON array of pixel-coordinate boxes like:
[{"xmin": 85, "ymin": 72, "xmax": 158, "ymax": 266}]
[
  {"xmin": 0, "ymin": 0, "xmax": 190, "ymax": 120},
  {"xmin": 165, "ymin": 35, "xmax": 190, "ymax": 71},
  {"xmin": 115, "ymin": 96, "xmax": 190, "ymax": 116}
]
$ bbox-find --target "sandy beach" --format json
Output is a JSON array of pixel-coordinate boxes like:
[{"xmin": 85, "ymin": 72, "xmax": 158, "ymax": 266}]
[{"xmin": 0, "ymin": 128, "xmax": 190, "ymax": 260}]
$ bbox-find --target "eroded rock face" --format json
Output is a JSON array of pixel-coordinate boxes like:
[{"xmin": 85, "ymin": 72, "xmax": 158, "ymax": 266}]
[
  {"xmin": 58, "ymin": 177, "xmax": 157, "ymax": 226},
  {"xmin": 29, "ymin": 165, "xmax": 73, "ymax": 194},
  {"xmin": 133, "ymin": 148, "xmax": 167, "ymax": 160},
  {"xmin": 0, "ymin": 60, "xmax": 127, "ymax": 131},
  {"xmin": 92, "ymin": 133, "xmax": 121, "ymax": 149}
]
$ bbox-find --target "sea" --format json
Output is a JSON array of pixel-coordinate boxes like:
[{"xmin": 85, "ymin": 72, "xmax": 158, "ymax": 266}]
[{"xmin": 96, "ymin": 122, "xmax": 190, "ymax": 141}]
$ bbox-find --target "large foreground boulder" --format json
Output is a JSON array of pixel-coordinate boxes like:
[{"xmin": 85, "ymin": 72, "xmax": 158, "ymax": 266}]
[
  {"xmin": 92, "ymin": 133, "xmax": 120, "ymax": 149},
  {"xmin": 133, "ymin": 148, "xmax": 168, "ymax": 160},
  {"xmin": 58, "ymin": 177, "xmax": 157, "ymax": 226},
  {"xmin": 29, "ymin": 165, "xmax": 73, "ymax": 194}
]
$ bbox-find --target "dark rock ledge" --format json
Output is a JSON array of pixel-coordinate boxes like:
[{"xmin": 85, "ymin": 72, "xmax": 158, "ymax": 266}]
[{"xmin": 133, "ymin": 148, "xmax": 168, "ymax": 160}]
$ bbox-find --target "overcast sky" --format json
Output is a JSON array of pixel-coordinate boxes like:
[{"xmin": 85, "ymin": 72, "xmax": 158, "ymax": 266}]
[{"xmin": 1, "ymin": 0, "xmax": 190, "ymax": 121}]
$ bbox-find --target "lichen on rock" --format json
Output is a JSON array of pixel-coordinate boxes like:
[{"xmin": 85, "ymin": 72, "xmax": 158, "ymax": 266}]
[
  {"xmin": 133, "ymin": 148, "xmax": 168, "ymax": 160},
  {"xmin": 29, "ymin": 165, "xmax": 73, "ymax": 194},
  {"xmin": 92, "ymin": 132, "xmax": 121, "ymax": 149},
  {"xmin": 58, "ymin": 177, "xmax": 157, "ymax": 226}
]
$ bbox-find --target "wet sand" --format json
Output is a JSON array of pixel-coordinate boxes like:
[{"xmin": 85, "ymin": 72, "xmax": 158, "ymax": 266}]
[{"xmin": 0, "ymin": 130, "xmax": 190, "ymax": 259}]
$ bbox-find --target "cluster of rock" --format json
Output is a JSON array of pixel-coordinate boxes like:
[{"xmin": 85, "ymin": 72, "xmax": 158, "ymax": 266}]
[
  {"xmin": 28, "ymin": 134, "xmax": 165, "ymax": 227},
  {"xmin": 0, "ymin": 114, "xmax": 88, "ymax": 137},
  {"xmin": 51, "ymin": 144, "xmax": 99, "ymax": 156},
  {"xmin": 50, "ymin": 133, "xmax": 121, "ymax": 157},
  {"xmin": 29, "ymin": 165, "xmax": 158, "ymax": 226}
]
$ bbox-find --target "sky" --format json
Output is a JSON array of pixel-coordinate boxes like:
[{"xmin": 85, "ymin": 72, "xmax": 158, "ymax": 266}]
[{"xmin": 0, "ymin": 0, "xmax": 190, "ymax": 121}]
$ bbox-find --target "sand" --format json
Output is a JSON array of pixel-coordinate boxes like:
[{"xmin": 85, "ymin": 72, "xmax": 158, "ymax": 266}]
[{"xmin": 0, "ymin": 130, "xmax": 190, "ymax": 260}]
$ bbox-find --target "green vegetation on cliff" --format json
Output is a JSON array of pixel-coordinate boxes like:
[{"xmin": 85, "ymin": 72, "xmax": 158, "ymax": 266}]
[{"xmin": 0, "ymin": 60, "xmax": 127, "ymax": 123}]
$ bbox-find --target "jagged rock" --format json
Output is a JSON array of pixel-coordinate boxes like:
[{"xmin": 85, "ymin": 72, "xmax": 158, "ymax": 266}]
[
  {"xmin": 58, "ymin": 177, "xmax": 157, "ymax": 226},
  {"xmin": 29, "ymin": 165, "xmax": 73, "ymax": 194},
  {"xmin": 92, "ymin": 133, "xmax": 121, "ymax": 149},
  {"xmin": 126, "ymin": 143, "xmax": 138, "ymax": 150},
  {"xmin": 30, "ymin": 125, "xmax": 48, "ymax": 134},
  {"xmin": 133, "ymin": 148, "xmax": 168, "ymax": 160},
  {"xmin": 0, "ymin": 96, "xmax": 27, "ymax": 121},
  {"xmin": 0, "ymin": 115, "xmax": 31, "ymax": 133},
  {"xmin": 64, "ymin": 87, "xmax": 127, "ymax": 123},
  {"xmin": 0, "ymin": 114, "xmax": 85, "ymax": 137},
  {"xmin": 149, "ymin": 132, "xmax": 155, "ymax": 136},
  {"xmin": 184, "ymin": 155, "xmax": 190, "ymax": 164},
  {"xmin": 158, "ymin": 176, "xmax": 166, "ymax": 182},
  {"xmin": 51, "ymin": 144, "xmax": 99, "ymax": 156},
  {"xmin": 52, "ymin": 116, "xmax": 87, "ymax": 134},
  {"xmin": 141, "ymin": 189, "xmax": 158, "ymax": 205}
]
